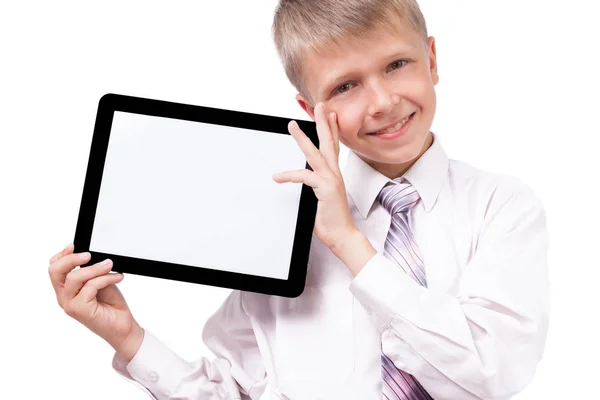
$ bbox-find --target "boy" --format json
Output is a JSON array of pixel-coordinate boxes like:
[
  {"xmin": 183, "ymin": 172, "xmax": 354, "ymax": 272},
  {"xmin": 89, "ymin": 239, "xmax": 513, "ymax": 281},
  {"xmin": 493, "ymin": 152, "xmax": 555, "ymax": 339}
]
[{"xmin": 48, "ymin": 0, "xmax": 549, "ymax": 399}]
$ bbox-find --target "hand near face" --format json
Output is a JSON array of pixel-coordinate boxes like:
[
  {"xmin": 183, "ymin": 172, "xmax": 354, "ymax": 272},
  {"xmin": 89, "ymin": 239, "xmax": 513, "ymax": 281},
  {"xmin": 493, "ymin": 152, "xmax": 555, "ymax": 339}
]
[{"xmin": 272, "ymin": 102, "xmax": 357, "ymax": 251}]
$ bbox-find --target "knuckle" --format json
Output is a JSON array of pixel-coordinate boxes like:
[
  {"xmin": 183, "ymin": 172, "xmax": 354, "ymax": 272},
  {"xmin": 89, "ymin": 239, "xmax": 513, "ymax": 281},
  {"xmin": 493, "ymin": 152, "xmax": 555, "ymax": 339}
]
[
  {"xmin": 83, "ymin": 277, "xmax": 99, "ymax": 290},
  {"xmin": 65, "ymin": 269, "xmax": 75, "ymax": 280},
  {"xmin": 63, "ymin": 302, "xmax": 77, "ymax": 317},
  {"xmin": 64, "ymin": 269, "xmax": 80, "ymax": 285}
]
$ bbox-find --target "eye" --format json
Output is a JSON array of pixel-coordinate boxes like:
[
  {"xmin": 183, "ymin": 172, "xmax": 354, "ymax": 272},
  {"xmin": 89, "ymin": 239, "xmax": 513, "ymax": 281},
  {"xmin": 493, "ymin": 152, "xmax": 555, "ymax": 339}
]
[
  {"xmin": 331, "ymin": 60, "xmax": 407, "ymax": 97},
  {"xmin": 334, "ymin": 82, "xmax": 355, "ymax": 95},
  {"xmin": 387, "ymin": 59, "xmax": 407, "ymax": 73}
]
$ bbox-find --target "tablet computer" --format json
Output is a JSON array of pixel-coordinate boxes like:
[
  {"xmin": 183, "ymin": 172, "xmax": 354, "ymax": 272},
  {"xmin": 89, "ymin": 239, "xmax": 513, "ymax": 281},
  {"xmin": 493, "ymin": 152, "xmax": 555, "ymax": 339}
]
[{"xmin": 73, "ymin": 93, "xmax": 318, "ymax": 298}]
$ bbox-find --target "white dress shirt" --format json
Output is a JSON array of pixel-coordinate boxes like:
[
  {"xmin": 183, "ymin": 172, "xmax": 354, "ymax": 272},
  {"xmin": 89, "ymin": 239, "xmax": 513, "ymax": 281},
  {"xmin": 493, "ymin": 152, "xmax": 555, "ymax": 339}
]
[{"xmin": 112, "ymin": 132, "xmax": 549, "ymax": 400}]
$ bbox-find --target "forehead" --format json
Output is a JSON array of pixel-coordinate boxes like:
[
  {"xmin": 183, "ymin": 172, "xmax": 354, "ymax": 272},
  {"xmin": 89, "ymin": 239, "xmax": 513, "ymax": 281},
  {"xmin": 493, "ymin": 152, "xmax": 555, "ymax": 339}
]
[{"xmin": 301, "ymin": 17, "xmax": 425, "ymax": 100}]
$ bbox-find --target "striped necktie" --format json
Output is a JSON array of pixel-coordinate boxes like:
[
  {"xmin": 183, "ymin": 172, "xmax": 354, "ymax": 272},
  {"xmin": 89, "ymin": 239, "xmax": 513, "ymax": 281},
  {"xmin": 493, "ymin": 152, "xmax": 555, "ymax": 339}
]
[{"xmin": 376, "ymin": 178, "xmax": 433, "ymax": 400}]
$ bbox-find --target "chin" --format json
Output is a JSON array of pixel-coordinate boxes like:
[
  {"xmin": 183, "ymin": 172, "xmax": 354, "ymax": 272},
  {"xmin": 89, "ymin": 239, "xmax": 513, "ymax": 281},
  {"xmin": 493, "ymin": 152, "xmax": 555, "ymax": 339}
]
[
  {"xmin": 355, "ymin": 146, "xmax": 419, "ymax": 168},
  {"xmin": 374, "ymin": 138, "xmax": 423, "ymax": 157},
  {"xmin": 361, "ymin": 138, "xmax": 425, "ymax": 169}
]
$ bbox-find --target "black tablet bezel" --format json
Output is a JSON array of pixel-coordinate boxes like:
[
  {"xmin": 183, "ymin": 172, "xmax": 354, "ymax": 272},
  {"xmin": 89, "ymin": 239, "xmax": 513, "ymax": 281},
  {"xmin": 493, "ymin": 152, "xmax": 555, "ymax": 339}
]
[{"xmin": 73, "ymin": 93, "xmax": 318, "ymax": 298}]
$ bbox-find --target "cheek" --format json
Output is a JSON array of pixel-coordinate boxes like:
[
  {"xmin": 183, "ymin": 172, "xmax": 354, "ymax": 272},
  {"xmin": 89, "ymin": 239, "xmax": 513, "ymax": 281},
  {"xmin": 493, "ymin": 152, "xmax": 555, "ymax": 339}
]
[
  {"xmin": 428, "ymin": 89, "xmax": 437, "ymax": 115},
  {"xmin": 336, "ymin": 110, "xmax": 364, "ymax": 143},
  {"xmin": 418, "ymin": 85, "xmax": 436, "ymax": 122},
  {"xmin": 403, "ymin": 79, "xmax": 428, "ymax": 103},
  {"xmin": 412, "ymin": 73, "xmax": 436, "ymax": 107}
]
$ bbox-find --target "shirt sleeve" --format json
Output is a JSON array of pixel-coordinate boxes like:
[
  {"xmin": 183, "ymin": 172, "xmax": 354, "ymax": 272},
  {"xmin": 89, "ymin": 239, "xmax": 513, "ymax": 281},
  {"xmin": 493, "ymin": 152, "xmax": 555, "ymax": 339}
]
[
  {"xmin": 349, "ymin": 180, "xmax": 549, "ymax": 400},
  {"xmin": 111, "ymin": 290, "xmax": 267, "ymax": 400}
]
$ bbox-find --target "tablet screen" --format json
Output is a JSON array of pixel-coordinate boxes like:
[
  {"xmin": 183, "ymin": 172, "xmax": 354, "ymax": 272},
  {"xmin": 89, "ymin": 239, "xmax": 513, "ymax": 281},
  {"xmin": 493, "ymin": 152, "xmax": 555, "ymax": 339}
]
[{"xmin": 89, "ymin": 111, "xmax": 306, "ymax": 280}]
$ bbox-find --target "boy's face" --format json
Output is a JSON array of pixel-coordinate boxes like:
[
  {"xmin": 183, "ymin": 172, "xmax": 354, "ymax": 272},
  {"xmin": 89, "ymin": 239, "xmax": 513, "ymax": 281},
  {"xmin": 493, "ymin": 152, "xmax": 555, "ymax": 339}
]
[{"xmin": 296, "ymin": 16, "xmax": 439, "ymax": 178}]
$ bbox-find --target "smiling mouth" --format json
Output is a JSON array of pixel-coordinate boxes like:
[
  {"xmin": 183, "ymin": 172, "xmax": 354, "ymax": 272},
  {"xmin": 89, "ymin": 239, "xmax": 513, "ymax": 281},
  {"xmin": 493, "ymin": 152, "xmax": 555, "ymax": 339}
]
[{"xmin": 367, "ymin": 112, "xmax": 416, "ymax": 135}]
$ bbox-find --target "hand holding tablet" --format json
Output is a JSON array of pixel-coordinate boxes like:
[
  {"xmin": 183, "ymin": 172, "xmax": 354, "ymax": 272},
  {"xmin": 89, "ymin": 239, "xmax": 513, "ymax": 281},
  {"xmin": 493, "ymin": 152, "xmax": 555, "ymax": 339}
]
[{"xmin": 74, "ymin": 93, "xmax": 319, "ymax": 297}]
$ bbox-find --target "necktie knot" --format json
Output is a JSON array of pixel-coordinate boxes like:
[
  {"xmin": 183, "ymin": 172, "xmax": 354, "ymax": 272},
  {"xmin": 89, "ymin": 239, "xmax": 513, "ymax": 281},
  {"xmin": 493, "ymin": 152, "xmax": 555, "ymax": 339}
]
[{"xmin": 377, "ymin": 178, "xmax": 420, "ymax": 216}]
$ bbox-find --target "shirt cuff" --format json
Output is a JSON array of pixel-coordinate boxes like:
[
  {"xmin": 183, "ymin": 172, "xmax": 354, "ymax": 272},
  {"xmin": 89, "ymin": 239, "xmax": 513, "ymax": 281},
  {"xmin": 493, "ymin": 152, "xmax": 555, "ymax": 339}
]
[
  {"xmin": 349, "ymin": 252, "xmax": 427, "ymax": 333},
  {"xmin": 111, "ymin": 329, "xmax": 195, "ymax": 400}
]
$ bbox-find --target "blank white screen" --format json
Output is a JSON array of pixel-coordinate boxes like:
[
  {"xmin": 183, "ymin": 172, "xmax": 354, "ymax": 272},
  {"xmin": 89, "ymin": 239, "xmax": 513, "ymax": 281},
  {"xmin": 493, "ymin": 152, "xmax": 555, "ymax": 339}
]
[{"xmin": 89, "ymin": 111, "xmax": 307, "ymax": 280}]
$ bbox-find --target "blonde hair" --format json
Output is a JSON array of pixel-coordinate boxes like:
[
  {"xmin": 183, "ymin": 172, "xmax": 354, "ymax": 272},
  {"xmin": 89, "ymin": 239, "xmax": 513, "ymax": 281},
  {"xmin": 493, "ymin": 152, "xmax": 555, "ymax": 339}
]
[{"xmin": 271, "ymin": 0, "xmax": 429, "ymax": 104}]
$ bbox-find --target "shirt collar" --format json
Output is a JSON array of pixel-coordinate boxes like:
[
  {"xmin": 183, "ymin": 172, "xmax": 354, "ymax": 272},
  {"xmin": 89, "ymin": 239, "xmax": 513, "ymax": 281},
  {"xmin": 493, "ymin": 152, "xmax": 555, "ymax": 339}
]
[{"xmin": 342, "ymin": 132, "xmax": 449, "ymax": 219}]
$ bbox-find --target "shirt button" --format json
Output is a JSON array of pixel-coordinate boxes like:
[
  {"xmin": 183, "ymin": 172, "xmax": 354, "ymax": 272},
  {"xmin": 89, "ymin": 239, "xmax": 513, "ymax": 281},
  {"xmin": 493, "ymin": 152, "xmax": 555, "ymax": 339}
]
[{"xmin": 148, "ymin": 371, "xmax": 159, "ymax": 382}]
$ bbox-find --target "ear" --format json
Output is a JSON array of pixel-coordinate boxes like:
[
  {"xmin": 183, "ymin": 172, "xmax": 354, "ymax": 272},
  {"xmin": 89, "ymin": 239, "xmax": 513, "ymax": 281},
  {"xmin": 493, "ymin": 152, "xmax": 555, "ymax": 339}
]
[
  {"xmin": 296, "ymin": 93, "xmax": 316, "ymax": 121},
  {"xmin": 427, "ymin": 36, "xmax": 439, "ymax": 86}
]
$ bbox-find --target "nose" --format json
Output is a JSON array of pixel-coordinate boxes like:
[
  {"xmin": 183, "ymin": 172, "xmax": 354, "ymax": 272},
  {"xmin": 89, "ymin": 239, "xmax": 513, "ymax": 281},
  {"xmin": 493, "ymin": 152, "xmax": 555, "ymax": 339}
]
[{"xmin": 367, "ymin": 78, "xmax": 399, "ymax": 117}]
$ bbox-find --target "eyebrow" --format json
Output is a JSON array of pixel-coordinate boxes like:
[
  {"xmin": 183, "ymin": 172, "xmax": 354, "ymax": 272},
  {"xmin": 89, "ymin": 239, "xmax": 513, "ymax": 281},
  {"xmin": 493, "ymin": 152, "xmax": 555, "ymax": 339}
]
[{"xmin": 320, "ymin": 49, "xmax": 413, "ymax": 96}]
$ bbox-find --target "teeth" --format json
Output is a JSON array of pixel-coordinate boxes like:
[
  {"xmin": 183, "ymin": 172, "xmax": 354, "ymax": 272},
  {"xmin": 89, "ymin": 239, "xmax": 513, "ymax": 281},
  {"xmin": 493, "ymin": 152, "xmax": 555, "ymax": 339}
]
[{"xmin": 375, "ymin": 114, "xmax": 411, "ymax": 135}]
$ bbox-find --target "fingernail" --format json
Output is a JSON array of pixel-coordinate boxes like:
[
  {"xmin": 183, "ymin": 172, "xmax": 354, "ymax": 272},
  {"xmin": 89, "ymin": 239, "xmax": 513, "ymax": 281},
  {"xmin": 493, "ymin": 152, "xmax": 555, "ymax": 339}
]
[
  {"xmin": 80, "ymin": 252, "xmax": 90, "ymax": 258},
  {"xmin": 101, "ymin": 259, "xmax": 112, "ymax": 267}
]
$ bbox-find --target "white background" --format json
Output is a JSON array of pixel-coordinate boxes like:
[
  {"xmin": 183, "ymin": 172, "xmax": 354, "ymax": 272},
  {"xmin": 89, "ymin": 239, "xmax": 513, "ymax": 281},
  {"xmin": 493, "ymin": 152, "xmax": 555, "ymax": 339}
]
[{"xmin": 1, "ymin": 0, "xmax": 598, "ymax": 398}]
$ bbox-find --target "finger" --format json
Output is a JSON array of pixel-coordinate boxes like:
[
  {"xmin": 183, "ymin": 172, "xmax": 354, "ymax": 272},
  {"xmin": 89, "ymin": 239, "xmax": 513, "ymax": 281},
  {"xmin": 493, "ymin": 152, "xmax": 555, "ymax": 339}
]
[
  {"xmin": 314, "ymin": 103, "xmax": 337, "ymax": 169},
  {"xmin": 327, "ymin": 111, "xmax": 341, "ymax": 173},
  {"xmin": 63, "ymin": 259, "xmax": 114, "ymax": 304},
  {"xmin": 272, "ymin": 168, "xmax": 321, "ymax": 188},
  {"xmin": 330, "ymin": 112, "xmax": 340, "ymax": 157},
  {"xmin": 49, "ymin": 243, "xmax": 74, "ymax": 265},
  {"xmin": 76, "ymin": 272, "xmax": 124, "ymax": 304},
  {"xmin": 48, "ymin": 252, "xmax": 91, "ymax": 293},
  {"xmin": 288, "ymin": 119, "xmax": 329, "ymax": 173}
]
